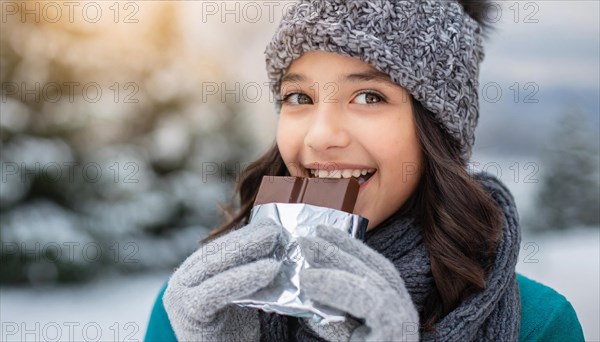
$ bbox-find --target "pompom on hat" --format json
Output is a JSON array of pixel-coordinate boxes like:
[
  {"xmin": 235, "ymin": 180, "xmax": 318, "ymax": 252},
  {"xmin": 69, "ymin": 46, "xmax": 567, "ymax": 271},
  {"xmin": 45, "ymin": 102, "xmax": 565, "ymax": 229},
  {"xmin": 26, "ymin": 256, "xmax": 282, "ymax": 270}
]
[{"xmin": 265, "ymin": 0, "xmax": 486, "ymax": 162}]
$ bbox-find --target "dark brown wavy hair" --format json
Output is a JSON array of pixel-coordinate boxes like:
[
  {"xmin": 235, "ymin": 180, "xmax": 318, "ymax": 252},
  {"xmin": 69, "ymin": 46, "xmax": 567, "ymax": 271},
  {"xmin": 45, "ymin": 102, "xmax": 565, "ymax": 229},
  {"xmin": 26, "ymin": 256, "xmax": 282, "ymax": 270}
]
[{"xmin": 203, "ymin": 96, "xmax": 503, "ymax": 331}]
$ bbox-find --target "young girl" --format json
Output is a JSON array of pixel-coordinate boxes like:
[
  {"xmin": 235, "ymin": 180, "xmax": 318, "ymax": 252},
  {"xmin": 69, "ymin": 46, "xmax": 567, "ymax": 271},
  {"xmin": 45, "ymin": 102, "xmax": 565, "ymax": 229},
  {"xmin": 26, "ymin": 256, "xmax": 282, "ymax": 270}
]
[{"xmin": 146, "ymin": 0, "xmax": 584, "ymax": 341}]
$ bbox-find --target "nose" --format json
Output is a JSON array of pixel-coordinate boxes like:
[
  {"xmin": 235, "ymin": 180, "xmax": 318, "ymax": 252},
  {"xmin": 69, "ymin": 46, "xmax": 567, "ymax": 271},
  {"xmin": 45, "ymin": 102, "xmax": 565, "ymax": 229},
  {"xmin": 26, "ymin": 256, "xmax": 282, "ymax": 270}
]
[{"xmin": 304, "ymin": 102, "xmax": 351, "ymax": 152}]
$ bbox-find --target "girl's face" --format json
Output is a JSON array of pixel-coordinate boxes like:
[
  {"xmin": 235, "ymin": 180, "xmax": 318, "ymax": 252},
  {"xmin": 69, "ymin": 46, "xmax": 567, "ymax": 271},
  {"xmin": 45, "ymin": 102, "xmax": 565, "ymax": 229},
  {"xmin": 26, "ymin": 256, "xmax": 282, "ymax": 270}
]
[{"xmin": 276, "ymin": 51, "xmax": 424, "ymax": 231}]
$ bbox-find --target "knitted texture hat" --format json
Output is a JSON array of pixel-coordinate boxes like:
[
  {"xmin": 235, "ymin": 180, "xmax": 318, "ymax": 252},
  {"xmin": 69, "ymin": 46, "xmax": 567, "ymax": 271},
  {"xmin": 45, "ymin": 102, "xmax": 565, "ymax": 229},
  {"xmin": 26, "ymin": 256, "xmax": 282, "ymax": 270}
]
[{"xmin": 265, "ymin": 0, "xmax": 485, "ymax": 162}]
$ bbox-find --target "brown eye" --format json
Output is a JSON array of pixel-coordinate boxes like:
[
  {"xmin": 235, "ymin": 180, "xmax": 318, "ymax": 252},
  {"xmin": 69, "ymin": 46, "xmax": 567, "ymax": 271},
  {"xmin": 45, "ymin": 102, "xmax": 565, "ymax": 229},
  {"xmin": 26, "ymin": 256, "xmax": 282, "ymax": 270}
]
[
  {"xmin": 283, "ymin": 93, "xmax": 313, "ymax": 105},
  {"xmin": 354, "ymin": 91, "xmax": 385, "ymax": 104}
]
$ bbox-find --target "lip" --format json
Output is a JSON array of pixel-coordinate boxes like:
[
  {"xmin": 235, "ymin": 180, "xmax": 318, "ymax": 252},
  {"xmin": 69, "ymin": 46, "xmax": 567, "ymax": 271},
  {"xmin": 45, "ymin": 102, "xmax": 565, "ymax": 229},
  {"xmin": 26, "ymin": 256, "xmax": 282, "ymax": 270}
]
[
  {"xmin": 302, "ymin": 162, "xmax": 375, "ymax": 171},
  {"xmin": 359, "ymin": 170, "xmax": 376, "ymax": 190}
]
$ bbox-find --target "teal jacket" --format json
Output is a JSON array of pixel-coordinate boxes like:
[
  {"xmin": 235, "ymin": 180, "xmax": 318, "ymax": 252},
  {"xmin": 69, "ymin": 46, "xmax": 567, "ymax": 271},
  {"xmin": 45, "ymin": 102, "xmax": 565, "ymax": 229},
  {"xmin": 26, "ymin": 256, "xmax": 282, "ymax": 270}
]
[{"xmin": 145, "ymin": 273, "xmax": 584, "ymax": 341}]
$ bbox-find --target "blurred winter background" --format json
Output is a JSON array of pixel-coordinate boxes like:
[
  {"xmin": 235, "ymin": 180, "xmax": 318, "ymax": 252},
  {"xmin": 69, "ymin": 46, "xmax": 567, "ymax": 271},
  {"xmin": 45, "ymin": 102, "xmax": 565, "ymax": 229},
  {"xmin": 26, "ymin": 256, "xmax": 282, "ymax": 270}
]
[{"xmin": 0, "ymin": 1, "xmax": 598, "ymax": 341}]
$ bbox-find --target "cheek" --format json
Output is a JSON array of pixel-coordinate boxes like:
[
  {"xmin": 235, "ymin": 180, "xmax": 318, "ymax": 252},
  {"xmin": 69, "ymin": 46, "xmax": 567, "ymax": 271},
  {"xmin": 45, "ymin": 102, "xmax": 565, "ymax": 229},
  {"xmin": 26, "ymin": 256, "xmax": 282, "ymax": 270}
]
[
  {"xmin": 276, "ymin": 118, "xmax": 303, "ymax": 167},
  {"xmin": 369, "ymin": 123, "xmax": 422, "ymax": 182}
]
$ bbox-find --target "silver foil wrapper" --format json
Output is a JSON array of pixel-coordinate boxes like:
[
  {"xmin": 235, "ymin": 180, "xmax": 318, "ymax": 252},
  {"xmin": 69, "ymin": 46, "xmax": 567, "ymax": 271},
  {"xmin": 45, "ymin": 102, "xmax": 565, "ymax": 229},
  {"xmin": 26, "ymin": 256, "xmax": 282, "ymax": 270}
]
[{"xmin": 231, "ymin": 203, "xmax": 368, "ymax": 324}]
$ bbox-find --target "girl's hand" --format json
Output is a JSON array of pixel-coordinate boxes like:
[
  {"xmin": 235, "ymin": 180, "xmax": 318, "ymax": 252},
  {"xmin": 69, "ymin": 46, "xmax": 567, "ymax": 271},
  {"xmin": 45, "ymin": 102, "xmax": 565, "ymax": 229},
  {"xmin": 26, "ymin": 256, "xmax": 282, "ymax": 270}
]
[
  {"xmin": 297, "ymin": 225, "xmax": 420, "ymax": 342},
  {"xmin": 163, "ymin": 219, "xmax": 285, "ymax": 342}
]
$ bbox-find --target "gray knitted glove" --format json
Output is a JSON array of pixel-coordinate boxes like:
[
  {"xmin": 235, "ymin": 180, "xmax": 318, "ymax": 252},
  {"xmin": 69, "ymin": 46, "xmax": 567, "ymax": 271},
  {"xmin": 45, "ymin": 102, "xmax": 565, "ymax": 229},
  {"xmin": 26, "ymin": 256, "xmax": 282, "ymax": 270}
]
[
  {"xmin": 297, "ymin": 225, "xmax": 420, "ymax": 342},
  {"xmin": 163, "ymin": 219, "xmax": 285, "ymax": 342}
]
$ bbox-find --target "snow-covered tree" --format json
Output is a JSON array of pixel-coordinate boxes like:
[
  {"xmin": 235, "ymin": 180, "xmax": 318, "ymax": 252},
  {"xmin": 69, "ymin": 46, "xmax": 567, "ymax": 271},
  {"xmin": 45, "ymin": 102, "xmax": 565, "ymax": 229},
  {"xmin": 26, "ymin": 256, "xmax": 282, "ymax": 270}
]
[
  {"xmin": 527, "ymin": 105, "xmax": 600, "ymax": 232},
  {"xmin": 0, "ymin": 2, "xmax": 260, "ymax": 284}
]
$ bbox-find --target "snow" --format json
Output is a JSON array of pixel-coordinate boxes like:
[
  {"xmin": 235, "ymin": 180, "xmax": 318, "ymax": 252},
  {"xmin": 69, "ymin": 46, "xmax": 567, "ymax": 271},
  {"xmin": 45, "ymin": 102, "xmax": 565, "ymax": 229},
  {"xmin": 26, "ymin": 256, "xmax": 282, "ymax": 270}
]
[
  {"xmin": 1, "ymin": 272, "xmax": 170, "ymax": 342},
  {"xmin": 2, "ymin": 136, "xmax": 74, "ymax": 169},
  {"xmin": 0, "ymin": 98, "xmax": 30, "ymax": 132},
  {"xmin": 2, "ymin": 229, "xmax": 598, "ymax": 341},
  {"xmin": 1, "ymin": 201, "xmax": 94, "ymax": 264}
]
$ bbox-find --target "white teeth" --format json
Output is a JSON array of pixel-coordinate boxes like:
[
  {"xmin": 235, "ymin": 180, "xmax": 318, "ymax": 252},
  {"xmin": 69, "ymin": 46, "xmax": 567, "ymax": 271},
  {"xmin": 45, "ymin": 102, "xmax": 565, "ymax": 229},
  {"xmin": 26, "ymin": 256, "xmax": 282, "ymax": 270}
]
[
  {"xmin": 309, "ymin": 168, "xmax": 376, "ymax": 179},
  {"xmin": 329, "ymin": 170, "xmax": 342, "ymax": 178}
]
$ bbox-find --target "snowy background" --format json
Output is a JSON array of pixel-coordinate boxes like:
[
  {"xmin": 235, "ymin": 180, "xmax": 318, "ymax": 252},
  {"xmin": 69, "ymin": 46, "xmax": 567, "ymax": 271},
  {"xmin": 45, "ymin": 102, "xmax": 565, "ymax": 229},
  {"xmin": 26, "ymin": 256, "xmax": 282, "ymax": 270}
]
[{"xmin": 1, "ymin": 1, "xmax": 599, "ymax": 341}]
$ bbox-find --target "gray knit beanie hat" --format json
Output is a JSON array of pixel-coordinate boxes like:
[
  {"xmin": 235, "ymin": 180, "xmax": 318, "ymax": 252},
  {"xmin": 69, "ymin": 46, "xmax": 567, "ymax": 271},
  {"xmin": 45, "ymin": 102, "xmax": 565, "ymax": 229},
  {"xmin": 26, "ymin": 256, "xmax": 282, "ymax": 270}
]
[{"xmin": 265, "ymin": 0, "xmax": 486, "ymax": 162}]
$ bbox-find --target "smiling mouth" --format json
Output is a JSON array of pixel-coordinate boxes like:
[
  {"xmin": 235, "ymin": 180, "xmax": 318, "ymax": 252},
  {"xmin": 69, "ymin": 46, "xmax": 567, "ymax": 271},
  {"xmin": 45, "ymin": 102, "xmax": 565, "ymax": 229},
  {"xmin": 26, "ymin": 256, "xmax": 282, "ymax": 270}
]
[{"xmin": 307, "ymin": 168, "xmax": 377, "ymax": 185}]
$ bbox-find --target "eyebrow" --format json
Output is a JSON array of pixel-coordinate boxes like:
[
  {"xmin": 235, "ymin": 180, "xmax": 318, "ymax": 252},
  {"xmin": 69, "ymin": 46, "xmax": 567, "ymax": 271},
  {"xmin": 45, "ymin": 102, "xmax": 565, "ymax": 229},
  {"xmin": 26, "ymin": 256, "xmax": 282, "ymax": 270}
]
[
  {"xmin": 281, "ymin": 70, "xmax": 394, "ymax": 86},
  {"xmin": 344, "ymin": 70, "xmax": 393, "ymax": 84}
]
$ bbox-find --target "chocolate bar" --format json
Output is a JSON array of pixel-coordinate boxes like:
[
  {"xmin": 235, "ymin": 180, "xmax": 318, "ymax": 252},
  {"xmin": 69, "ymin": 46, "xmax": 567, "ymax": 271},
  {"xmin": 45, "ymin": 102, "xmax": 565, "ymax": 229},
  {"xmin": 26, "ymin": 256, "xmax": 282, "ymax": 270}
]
[
  {"xmin": 236, "ymin": 176, "xmax": 369, "ymax": 323},
  {"xmin": 254, "ymin": 176, "xmax": 359, "ymax": 213}
]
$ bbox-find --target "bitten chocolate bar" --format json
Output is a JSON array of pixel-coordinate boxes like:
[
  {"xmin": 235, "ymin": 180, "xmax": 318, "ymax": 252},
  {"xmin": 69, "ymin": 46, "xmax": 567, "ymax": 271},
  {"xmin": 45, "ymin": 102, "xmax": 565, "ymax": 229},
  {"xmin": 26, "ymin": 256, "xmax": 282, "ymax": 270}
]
[
  {"xmin": 234, "ymin": 175, "xmax": 368, "ymax": 324},
  {"xmin": 254, "ymin": 176, "xmax": 359, "ymax": 213}
]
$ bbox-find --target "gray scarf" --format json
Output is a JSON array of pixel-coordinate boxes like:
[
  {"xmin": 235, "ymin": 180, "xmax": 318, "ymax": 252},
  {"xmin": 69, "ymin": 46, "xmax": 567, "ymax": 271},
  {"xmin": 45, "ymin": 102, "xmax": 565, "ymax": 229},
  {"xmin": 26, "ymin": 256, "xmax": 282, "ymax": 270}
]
[{"xmin": 258, "ymin": 172, "xmax": 522, "ymax": 341}]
